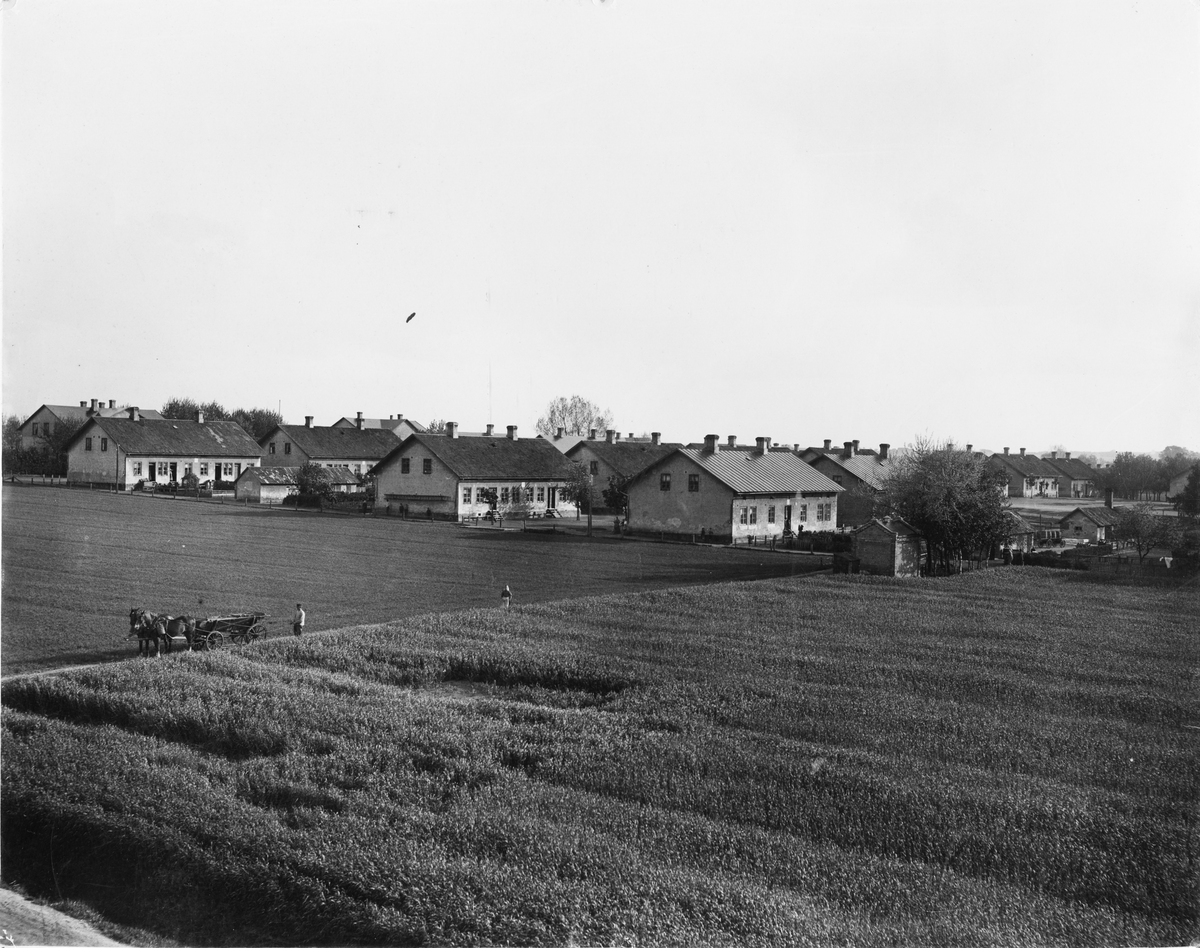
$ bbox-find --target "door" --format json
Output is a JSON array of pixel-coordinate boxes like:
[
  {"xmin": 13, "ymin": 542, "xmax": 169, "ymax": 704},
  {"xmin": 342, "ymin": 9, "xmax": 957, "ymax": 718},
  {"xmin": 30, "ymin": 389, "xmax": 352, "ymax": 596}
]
[
  {"xmin": 547, "ymin": 487, "xmax": 557, "ymax": 510},
  {"xmin": 169, "ymin": 462, "xmax": 177, "ymax": 483},
  {"xmin": 784, "ymin": 504, "xmax": 792, "ymax": 533}
]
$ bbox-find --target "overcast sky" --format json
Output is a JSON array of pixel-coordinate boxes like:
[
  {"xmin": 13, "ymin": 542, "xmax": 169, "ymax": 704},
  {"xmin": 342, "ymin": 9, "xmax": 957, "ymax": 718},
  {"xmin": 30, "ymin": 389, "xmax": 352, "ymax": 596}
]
[{"xmin": 3, "ymin": 0, "xmax": 1197, "ymax": 454}]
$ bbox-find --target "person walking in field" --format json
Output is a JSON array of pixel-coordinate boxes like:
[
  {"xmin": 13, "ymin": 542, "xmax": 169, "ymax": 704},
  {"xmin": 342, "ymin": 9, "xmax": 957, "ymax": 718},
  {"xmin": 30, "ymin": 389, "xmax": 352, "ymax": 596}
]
[
  {"xmin": 293, "ymin": 603, "xmax": 305, "ymax": 636},
  {"xmin": 500, "ymin": 585, "xmax": 512, "ymax": 609}
]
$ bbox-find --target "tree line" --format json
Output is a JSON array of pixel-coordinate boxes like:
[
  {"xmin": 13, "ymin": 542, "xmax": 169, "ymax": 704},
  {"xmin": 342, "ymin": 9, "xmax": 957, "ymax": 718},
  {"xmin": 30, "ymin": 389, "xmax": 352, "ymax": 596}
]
[{"xmin": 1088, "ymin": 447, "xmax": 1198, "ymax": 501}]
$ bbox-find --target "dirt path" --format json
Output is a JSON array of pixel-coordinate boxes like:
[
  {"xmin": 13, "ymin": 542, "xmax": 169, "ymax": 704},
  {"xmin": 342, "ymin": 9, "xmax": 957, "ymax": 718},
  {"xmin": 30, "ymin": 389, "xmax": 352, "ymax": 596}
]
[{"xmin": 0, "ymin": 887, "xmax": 125, "ymax": 946}]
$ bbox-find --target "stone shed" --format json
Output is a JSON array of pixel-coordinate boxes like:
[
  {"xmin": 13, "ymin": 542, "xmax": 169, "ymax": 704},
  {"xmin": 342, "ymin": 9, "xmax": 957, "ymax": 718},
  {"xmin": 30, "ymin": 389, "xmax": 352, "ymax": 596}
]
[{"xmin": 852, "ymin": 518, "xmax": 924, "ymax": 577}]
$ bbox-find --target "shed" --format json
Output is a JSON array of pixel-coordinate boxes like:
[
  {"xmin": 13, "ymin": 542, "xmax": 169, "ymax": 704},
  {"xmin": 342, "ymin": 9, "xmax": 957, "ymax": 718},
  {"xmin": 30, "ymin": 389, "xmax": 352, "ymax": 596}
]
[
  {"xmin": 1060, "ymin": 505, "xmax": 1120, "ymax": 543},
  {"xmin": 852, "ymin": 518, "xmax": 924, "ymax": 577}
]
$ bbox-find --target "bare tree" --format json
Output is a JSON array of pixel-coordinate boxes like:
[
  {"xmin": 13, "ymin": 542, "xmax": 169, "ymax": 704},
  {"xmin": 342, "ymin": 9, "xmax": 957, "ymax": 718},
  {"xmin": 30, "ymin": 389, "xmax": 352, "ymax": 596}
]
[
  {"xmin": 1114, "ymin": 504, "xmax": 1179, "ymax": 563},
  {"xmin": 535, "ymin": 396, "xmax": 613, "ymax": 438}
]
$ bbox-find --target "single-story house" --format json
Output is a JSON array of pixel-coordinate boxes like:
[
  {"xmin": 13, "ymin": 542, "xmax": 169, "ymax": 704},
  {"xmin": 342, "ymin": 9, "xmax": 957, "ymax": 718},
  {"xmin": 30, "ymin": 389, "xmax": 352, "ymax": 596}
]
[
  {"xmin": 332, "ymin": 412, "xmax": 427, "ymax": 440},
  {"xmin": 1060, "ymin": 505, "xmax": 1121, "ymax": 543},
  {"xmin": 259, "ymin": 417, "xmax": 401, "ymax": 478},
  {"xmin": 1002, "ymin": 510, "xmax": 1037, "ymax": 553},
  {"xmin": 370, "ymin": 424, "xmax": 577, "ymax": 519},
  {"xmin": 565, "ymin": 430, "xmax": 680, "ymax": 506},
  {"xmin": 852, "ymin": 518, "xmax": 924, "ymax": 577},
  {"xmin": 797, "ymin": 440, "xmax": 891, "ymax": 528},
  {"xmin": 19, "ymin": 399, "xmax": 162, "ymax": 450},
  {"xmin": 234, "ymin": 465, "xmax": 362, "ymax": 504},
  {"xmin": 623, "ymin": 435, "xmax": 844, "ymax": 541},
  {"xmin": 987, "ymin": 448, "xmax": 1061, "ymax": 498},
  {"xmin": 64, "ymin": 408, "xmax": 262, "ymax": 489},
  {"xmin": 1041, "ymin": 452, "xmax": 1097, "ymax": 499}
]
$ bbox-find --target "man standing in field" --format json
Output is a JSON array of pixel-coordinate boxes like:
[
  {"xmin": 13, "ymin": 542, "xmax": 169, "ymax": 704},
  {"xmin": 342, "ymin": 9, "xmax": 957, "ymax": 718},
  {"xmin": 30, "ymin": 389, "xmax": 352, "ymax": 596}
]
[
  {"xmin": 293, "ymin": 603, "xmax": 305, "ymax": 636},
  {"xmin": 500, "ymin": 585, "xmax": 512, "ymax": 609}
]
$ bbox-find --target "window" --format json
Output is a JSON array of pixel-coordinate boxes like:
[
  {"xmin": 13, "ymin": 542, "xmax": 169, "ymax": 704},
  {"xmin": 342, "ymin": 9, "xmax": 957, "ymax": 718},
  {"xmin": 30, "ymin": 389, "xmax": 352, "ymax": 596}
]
[
  {"xmin": 476, "ymin": 487, "xmax": 487, "ymax": 503},
  {"xmin": 768, "ymin": 506, "xmax": 776, "ymax": 523},
  {"xmin": 401, "ymin": 458, "xmax": 410, "ymax": 474},
  {"xmin": 500, "ymin": 487, "xmax": 510, "ymax": 503},
  {"xmin": 688, "ymin": 473, "xmax": 699, "ymax": 492},
  {"xmin": 158, "ymin": 462, "xmax": 168, "ymax": 477},
  {"xmin": 133, "ymin": 462, "xmax": 142, "ymax": 476},
  {"xmin": 660, "ymin": 472, "xmax": 671, "ymax": 491},
  {"xmin": 537, "ymin": 486, "xmax": 545, "ymax": 502},
  {"xmin": 739, "ymin": 507, "xmax": 748, "ymax": 525},
  {"xmin": 524, "ymin": 487, "xmax": 534, "ymax": 502},
  {"xmin": 463, "ymin": 487, "xmax": 472, "ymax": 504},
  {"xmin": 31, "ymin": 423, "xmax": 38, "ymax": 436},
  {"xmin": 284, "ymin": 443, "xmax": 292, "ymax": 455},
  {"xmin": 589, "ymin": 461, "xmax": 599, "ymax": 475},
  {"xmin": 85, "ymin": 437, "xmax": 93, "ymax": 451},
  {"xmin": 100, "ymin": 438, "xmax": 108, "ymax": 452},
  {"xmin": 423, "ymin": 458, "xmax": 432, "ymax": 475},
  {"xmin": 268, "ymin": 443, "xmax": 276, "ymax": 454},
  {"xmin": 832, "ymin": 475, "xmax": 842, "ymax": 485},
  {"xmin": 223, "ymin": 463, "xmax": 233, "ymax": 478},
  {"xmin": 816, "ymin": 502, "xmax": 832, "ymax": 522},
  {"xmin": 749, "ymin": 506, "xmax": 757, "ymax": 525},
  {"xmin": 799, "ymin": 504, "xmax": 808, "ymax": 522},
  {"xmin": 183, "ymin": 464, "xmax": 192, "ymax": 476},
  {"xmin": 199, "ymin": 463, "xmax": 209, "ymax": 476}
]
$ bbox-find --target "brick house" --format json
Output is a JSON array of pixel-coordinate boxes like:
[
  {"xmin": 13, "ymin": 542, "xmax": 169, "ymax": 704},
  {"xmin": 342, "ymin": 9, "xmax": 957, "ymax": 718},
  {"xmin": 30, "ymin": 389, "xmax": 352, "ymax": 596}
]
[
  {"xmin": 797, "ymin": 440, "xmax": 891, "ymax": 527},
  {"xmin": 63, "ymin": 408, "xmax": 262, "ymax": 489},
  {"xmin": 1041, "ymin": 451, "xmax": 1097, "ymax": 499},
  {"xmin": 987, "ymin": 447, "xmax": 1061, "ymax": 498},
  {"xmin": 1060, "ymin": 505, "xmax": 1121, "ymax": 543},
  {"xmin": 624, "ymin": 435, "xmax": 843, "ymax": 541},
  {"xmin": 565, "ymin": 430, "xmax": 680, "ymax": 508},
  {"xmin": 852, "ymin": 518, "xmax": 924, "ymax": 576},
  {"xmin": 370, "ymin": 425, "xmax": 576, "ymax": 519},
  {"xmin": 19, "ymin": 399, "xmax": 162, "ymax": 450},
  {"xmin": 258, "ymin": 417, "xmax": 401, "ymax": 478}
]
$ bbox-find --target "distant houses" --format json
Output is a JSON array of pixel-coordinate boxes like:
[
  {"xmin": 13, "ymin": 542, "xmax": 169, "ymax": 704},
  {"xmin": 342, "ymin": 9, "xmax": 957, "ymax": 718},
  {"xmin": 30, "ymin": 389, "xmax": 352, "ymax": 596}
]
[
  {"xmin": 1060, "ymin": 504, "xmax": 1121, "ymax": 543},
  {"xmin": 987, "ymin": 448, "xmax": 1062, "ymax": 498},
  {"xmin": 63, "ymin": 408, "xmax": 262, "ymax": 489},
  {"xmin": 19, "ymin": 399, "xmax": 162, "ymax": 450},
  {"xmin": 1040, "ymin": 451, "xmax": 1097, "ymax": 499},
  {"xmin": 565, "ymin": 430, "xmax": 680, "ymax": 504},
  {"xmin": 624, "ymin": 436, "xmax": 843, "ymax": 541},
  {"xmin": 370, "ymin": 424, "xmax": 576, "ymax": 519},
  {"xmin": 331, "ymin": 412, "xmax": 426, "ymax": 440},
  {"xmin": 258, "ymin": 417, "xmax": 401, "ymax": 477}
]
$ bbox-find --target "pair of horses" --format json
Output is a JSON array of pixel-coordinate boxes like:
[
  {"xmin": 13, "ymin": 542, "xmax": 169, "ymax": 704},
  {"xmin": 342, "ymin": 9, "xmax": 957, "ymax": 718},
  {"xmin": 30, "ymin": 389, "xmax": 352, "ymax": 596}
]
[{"xmin": 128, "ymin": 607, "xmax": 196, "ymax": 657}]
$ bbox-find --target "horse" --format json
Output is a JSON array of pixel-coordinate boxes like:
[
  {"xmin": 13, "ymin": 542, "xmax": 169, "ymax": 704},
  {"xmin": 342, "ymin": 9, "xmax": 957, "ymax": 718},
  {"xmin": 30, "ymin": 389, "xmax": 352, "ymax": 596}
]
[{"xmin": 129, "ymin": 608, "xmax": 197, "ymax": 656}]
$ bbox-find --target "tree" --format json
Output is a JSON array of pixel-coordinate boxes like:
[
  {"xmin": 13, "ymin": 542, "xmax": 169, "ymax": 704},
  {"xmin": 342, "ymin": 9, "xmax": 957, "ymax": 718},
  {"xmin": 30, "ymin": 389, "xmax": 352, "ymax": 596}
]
[
  {"xmin": 534, "ymin": 396, "xmax": 613, "ymax": 438},
  {"xmin": 558, "ymin": 462, "xmax": 597, "ymax": 520},
  {"xmin": 1173, "ymin": 463, "xmax": 1200, "ymax": 520},
  {"xmin": 880, "ymin": 436, "xmax": 1011, "ymax": 575},
  {"xmin": 1114, "ymin": 503, "xmax": 1179, "ymax": 563},
  {"xmin": 230, "ymin": 407, "xmax": 283, "ymax": 441},
  {"xmin": 426, "ymin": 419, "xmax": 448, "ymax": 434},
  {"xmin": 602, "ymin": 474, "xmax": 629, "ymax": 519},
  {"xmin": 161, "ymin": 398, "xmax": 228, "ymax": 421},
  {"xmin": 297, "ymin": 462, "xmax": 335, "ymax": 502}
]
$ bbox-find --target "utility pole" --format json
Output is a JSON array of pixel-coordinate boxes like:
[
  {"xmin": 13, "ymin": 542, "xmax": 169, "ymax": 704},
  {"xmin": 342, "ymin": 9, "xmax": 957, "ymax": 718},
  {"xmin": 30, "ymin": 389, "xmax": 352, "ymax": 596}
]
[{"xmin": 587, "ymin": 473, "xmax": 593, "ymax": 537}]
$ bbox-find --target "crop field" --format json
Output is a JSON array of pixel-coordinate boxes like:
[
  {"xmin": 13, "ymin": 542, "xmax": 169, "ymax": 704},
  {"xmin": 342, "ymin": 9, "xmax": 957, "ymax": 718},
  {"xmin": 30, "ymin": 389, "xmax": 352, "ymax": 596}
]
[
  {"xmin": 0, "ymin": 485, "xmax": 819, "ymax": 676},
  {"xmin": 2, "ymin": 567, "xmax": 1197, "ymax": 946}
]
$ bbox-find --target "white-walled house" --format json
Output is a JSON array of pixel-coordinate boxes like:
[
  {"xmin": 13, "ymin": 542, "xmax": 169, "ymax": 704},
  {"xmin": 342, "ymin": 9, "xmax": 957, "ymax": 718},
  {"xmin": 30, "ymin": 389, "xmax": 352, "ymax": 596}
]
[
  {"xmin": 624, "ymin": 436, "xmax": 844, "ymax": 541},
  {"xmin": 64, "ymin": 409, "xmax": 262, "ymax": 489},
  {"xmin": 370, "ymin": 425, "xmax": 575, "ymax": 519},
  {"xmin": 234, "ymin": 465, "xmax": 362, "ymax": 503}
]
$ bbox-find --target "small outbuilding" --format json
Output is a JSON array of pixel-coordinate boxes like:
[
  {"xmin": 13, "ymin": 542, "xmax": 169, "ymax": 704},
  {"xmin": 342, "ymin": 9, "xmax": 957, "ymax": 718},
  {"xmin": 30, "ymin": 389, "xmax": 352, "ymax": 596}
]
[
  {"xmin": 852, "ymin": 518, "xmax": 924, "ymax": 577},
  {"xmin": 235, "ymin": 465, "xmax": 363, "ymax": 503},
  {"xmin": 1060, "ymin": 505, "xmax": 1121, "ymax": 543}
]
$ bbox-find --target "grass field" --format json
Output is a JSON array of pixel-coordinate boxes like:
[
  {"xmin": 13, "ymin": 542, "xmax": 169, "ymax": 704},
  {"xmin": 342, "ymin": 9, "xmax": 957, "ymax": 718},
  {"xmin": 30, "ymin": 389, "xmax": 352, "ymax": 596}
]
[
  {"xmin": 2, "ymin": 565, "xmax": 1197, "ymax": 947},
  {"xmin": 0, "ymin": 485, "xmax": 820, "ymax": 675}
]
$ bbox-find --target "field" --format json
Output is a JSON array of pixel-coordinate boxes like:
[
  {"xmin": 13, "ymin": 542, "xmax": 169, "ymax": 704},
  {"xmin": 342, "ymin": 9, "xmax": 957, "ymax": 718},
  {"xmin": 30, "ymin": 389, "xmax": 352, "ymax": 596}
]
[
  {"xmin": 0, "ymin": 485, "xmax": 820, "ymax": 676},
  {"xmin": 2, "ymin": 562, "xmax": 1197, "ymax": 946}
]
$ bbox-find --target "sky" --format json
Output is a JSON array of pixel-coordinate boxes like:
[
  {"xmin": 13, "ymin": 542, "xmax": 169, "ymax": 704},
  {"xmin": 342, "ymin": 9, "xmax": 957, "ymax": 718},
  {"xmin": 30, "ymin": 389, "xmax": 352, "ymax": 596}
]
[{"xmin": 3, "ymin": 0, "xmax": 1198, "ymax": 456}]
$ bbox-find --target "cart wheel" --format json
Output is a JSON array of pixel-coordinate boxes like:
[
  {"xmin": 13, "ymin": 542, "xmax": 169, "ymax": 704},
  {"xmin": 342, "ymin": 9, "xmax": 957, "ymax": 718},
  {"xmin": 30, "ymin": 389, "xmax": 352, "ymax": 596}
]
[
  {"xmin": 250, "ymin": 622, "xmax": 266, "ymax": 640},
  {"xmin": 206, "ymin": 631, "xmax": 224, "ymax": 650},
  {"xmin": 231, "ymin": 630, "xmax": 249, "ymax": 645}
]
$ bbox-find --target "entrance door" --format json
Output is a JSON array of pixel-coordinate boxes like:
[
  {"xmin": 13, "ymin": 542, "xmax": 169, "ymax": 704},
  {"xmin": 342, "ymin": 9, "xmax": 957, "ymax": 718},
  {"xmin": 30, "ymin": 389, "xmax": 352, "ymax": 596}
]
[
  {"xmin": 169, "ymin": 462, "xmax": 177, "ymax": 483},
  {"xmin": 547, "ymin": 487, "xmax": 557, "ymax": 510},
  {"xmin": 148, "ymin": 462, "xmax": 157, "ymax": 483},
  {"xmin": 784, "ymin": 504, "xmax": 792, "ymax": 533}
]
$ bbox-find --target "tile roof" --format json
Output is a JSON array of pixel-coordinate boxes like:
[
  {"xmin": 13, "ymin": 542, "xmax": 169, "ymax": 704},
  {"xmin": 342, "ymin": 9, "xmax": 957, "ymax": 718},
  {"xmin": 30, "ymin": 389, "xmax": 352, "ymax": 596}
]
[
  {"xmin": 1042, "ymin": 456, "xmax": 1097, "ymax": 481},
  {"xmin": 988, "ymin": 453, "xmax": 1063, "ymax": 478},
  {"xmin": 375, "ymin": 433, "xmax": 576, "ymax": 480},
  {"xmin": 637, "ymin": 448, "xmax": 843, "ymax": 496},
  {"xmin": 1060, "ymin": 505, "xmax": 1121, "ymax": 527},
  {"xmin": 69, "ymin": 418, "xmax": 263, "ymax": 457},
  {"xmin": 566, "ymin": 440, "xmax": 682, "ymax": 479},
  {"xmin": 263, "ymin": 425, "xmax": 401, "ymax": 459}
]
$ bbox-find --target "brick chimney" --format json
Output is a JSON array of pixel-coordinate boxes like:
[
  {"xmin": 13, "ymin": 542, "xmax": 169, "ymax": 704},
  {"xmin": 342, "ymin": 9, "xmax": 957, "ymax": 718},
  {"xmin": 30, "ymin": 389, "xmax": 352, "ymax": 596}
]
[
  {"xmin": 727, "ymin": 435, "xmax": 737, "ymax": 448},
  {"xmin": 108, "ymin": 399, "xmax": 116, "ymax": 409},
  {"xmin": 507, "ymin": 425, "xmax": 518, "ymax": 441},
  {"xmin": 127, "ymin": 407, "xmax": 140, "ymax": 421},
  {"xmin": 556, "ymin": 427, "xmax": 565, "ymax": 439},
  {"xmin": 1105, "ymin": 488, "xmax": 1114, "ymax": 509},
  {"xmin": 879, "ymin": 443, "xmax": 890, "ymax": 460},
  {"xmin": 843, "ymin": 441, "xmax": 854, "ymax": 458},
  {"xmin": 1065, "ymin": 452, "xmax": 1072, "ymax": 460},
  {"xmin": 852, "ymin": 439, "xmax": 860, "ymax": 454},
  {"xmin": 1019, "ymin": 447, "xmax": 1026, "ymax": 457},
  {"xmin": 446, "ymin": 421, "xmax": 458, "ymax": 438},
  {"xmin": 651, "ymin": 432, "xmax": 661, "ymax": 445},
  {"xmin": 966, "ymin": 444, "xmax": 973, "ymax": 453},
  {"xmin": 627, "ymin": 432, "xmax": 634, "ymax": 440},
  {"xmin": 356, "ymin": 411, "xmax": 364, "ymax": 430},
  {"xmin": 606, "ymin": 429, "xmax": 615, "ymax": 443},
  {"xmin": 89, "ymin": 398, "xmax": 98, "ymax": 415},
  {"xmin": 197, "ymin": 410, "xmax": 205, "ymax": 424},
  {"xmin": 823, "ymin": 439, "xmax": 832, "ymax": 451},
  {"xmin": 755, "ymin": 437, "xmax": 769, "ymax": 455},
  {"xmin": 305, "ymin": 416, "xmax": 313, "ymax": 428},
  {"xmin": 485, "ymin": 424, "xmax": 494, "ymax": 437},
  {"xmin": 1050, "ymin": 450, "xmax": 1057, "ymax": 459},
  {"xmin": 1003, "ymin": 447, "xmax": 1010, "ymax": 455},
  {"xmin": 80, "ymin": 401, "xmax": 87, "ymax": 408},
  {"xmin": 703, "ymin": 434, "xmax": 719, "ymax": 453},
  {"xmin": 589, "ymin": 428, "xmax": 598, "ymax": 440}
]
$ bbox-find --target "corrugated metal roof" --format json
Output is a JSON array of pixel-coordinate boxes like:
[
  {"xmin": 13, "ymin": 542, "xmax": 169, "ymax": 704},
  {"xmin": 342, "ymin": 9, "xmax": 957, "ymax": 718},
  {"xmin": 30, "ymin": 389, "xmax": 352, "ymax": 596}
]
[
  {"xmin": 70, "ymin": 418, "xmax": 262, "ymax": 457},
  {"xmin": 375, "ymin": 433, "xmax": 576, "ymax": 480},
  {"xmin": 808, "ymin": 453, "xmax": 890, "ymax": 490},
  {"xmin": 675, "ymin": 448, "xmax": 843, "ymax": 495},
  {"xmin": 263, "ymin": 425, "xmax": 401, "ymax": 460}
]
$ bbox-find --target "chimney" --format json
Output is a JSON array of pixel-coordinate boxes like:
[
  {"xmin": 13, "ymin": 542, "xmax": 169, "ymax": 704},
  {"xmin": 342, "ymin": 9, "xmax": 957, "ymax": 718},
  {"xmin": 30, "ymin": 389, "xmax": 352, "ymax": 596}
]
[
  {"xmin": 703, "ymin": 434, "xmax": 719, "ymax": 453},
  {"xmin": 1019, "ymin": 447, "xmax": 1026, "ymax": 457},
  {"xmin": 1065, "ymin": 452, "xmax": 1072, "ymax": 460},
  {"xmin": 852, "ymin": 439, "xmax": 860, "ymax": 454},
  {"xmin": 589, "ymin": 428, "xmax": 597, "ymax": 440},
  {"xmin": 606, "ymin": 429, "xmax": 615, "ymax": 444},
  {"xmin": 356, "ymin": 411, "xmax": 364, "ymax": 430},
  {"xmin": 127, "ymin": 407, "xmax": 140, "ymax": 421},
  {"xmin": 444, "ymin": 421, "xmax": 457, "ymax": 438},
  {"xmin": 651, "ymin": 432, "xmax": 661, "ymax": 446},
  {"xmin": 1105, "ymin": 488, "xmax": 1114, "ymax": 509},
  {"xmin": 1050, "ymin": 450, "xmax": 1058, "ymax": 459},
  {"xmin": 755, "ymin": 437, "xmax": 769, "ymax": 455},
  {"xmin": 109, "ymin": 399, "xmax": 116, "ymax": 409},
  {"xmin": 197, "ymin": 411, "xmax": 205, "ymax": 424},
  {"xmin": 727, "ymin": 435, "xmax": 737, "ymax": 448},
  {"xmin": 80, "ymin": 401, "xmax": 87, "ymax": 408},
  {"xmin": 556, "ymin": 427, "xmax": 565, "ymax": 439},
  {"xmin": 844, "ymin": 441, "xmax": 854, "ymax": 458},
  {"xmin": 485, "ymin": 423, "xmax": 494, "ymax": 437},
  {"xmin": 793, "ymin": 443, "xmax": 799, "ymax": 452},
  {"xmin": 966, "ymin": 444, "xmax": 973, "ymax": 453},
  {"xmin": 305, "ymin": 416, "xmax": 313, "ymax": 428},
  {"xmin": 1003, "ymin": 447, "xmax": 1010, "ymax": 455},
  {"xmin": 879, "ymin": 443, "xmax": 890, "ymax": 460},
  {"xmin": 628, "ymin": 433, "xmax": 634, "ymax": 440},
  {"xmin": 507, "ymin": 425, "xmax": 518, "ymax": 441},
  {"xmin": 89, "ymin": 398, "xmax": 98, "ymax": 415},
  {"xmin": 823, "ymin": 439, "xmax": 832, "ymax": 451}
]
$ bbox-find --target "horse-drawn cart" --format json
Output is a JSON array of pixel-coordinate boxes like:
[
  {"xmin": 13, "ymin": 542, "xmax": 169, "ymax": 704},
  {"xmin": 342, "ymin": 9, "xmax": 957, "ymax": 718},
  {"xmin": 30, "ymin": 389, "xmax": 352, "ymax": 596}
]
[
  {"xmin": 129, "ymin": 608, "xmax": 269, "ymax": 656},
  {"xmin": 196, "ymin": 613, "xmax": 270, "ymax": 647}
]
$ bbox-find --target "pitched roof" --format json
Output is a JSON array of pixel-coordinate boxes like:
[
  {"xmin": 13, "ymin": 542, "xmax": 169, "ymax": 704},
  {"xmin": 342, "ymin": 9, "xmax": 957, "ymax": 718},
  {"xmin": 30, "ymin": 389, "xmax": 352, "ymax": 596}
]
[
  {"xmin": 263, "ymin": 425, "xmax": 401, "ymax": 460},
  {"xmin": 806, "ymin": 452, "xmax": 890, "ymax": 491},
  {"xmin": 375, "ymin": 433, "xmax": 576, "ymax": 480},
  {"xmin": 68, "ymin": 418, "xmax": 263, "ymax": 457},
  {"xmin": 1060, "ymin": 505, "xmax": 1121, "ymax": 527},
  {"xmin": 566, "ymin": 440, "xmax": 682, "ymax": 479},
  {"xmin": 22, "ymin": 404, "xmax": 163, "ymax": 428},
  {"xmin": 987, "ymin": 452, "xmax": 1062, "ymax": 477},
  {"xmin": 1004, "ymin": 510, "xmax": 1036, "ymax": 535},
  {"xmin": 236, "ymin": 466, "xmax": 359, "ymax": 486},
  {"xmin": 1041, "ymin": 456, "xmax": 1096, "ymax": 481},
  {"xmin": 633, "ymin": 448, "xmax": 843, "ymax": 496},
  {"xmin": 332, "ymin": 416, "xmax": 427, "ymax": 432},
  {"xmin": 854, "ymin": 517, "xmax": 920, "ymax": 537}
]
